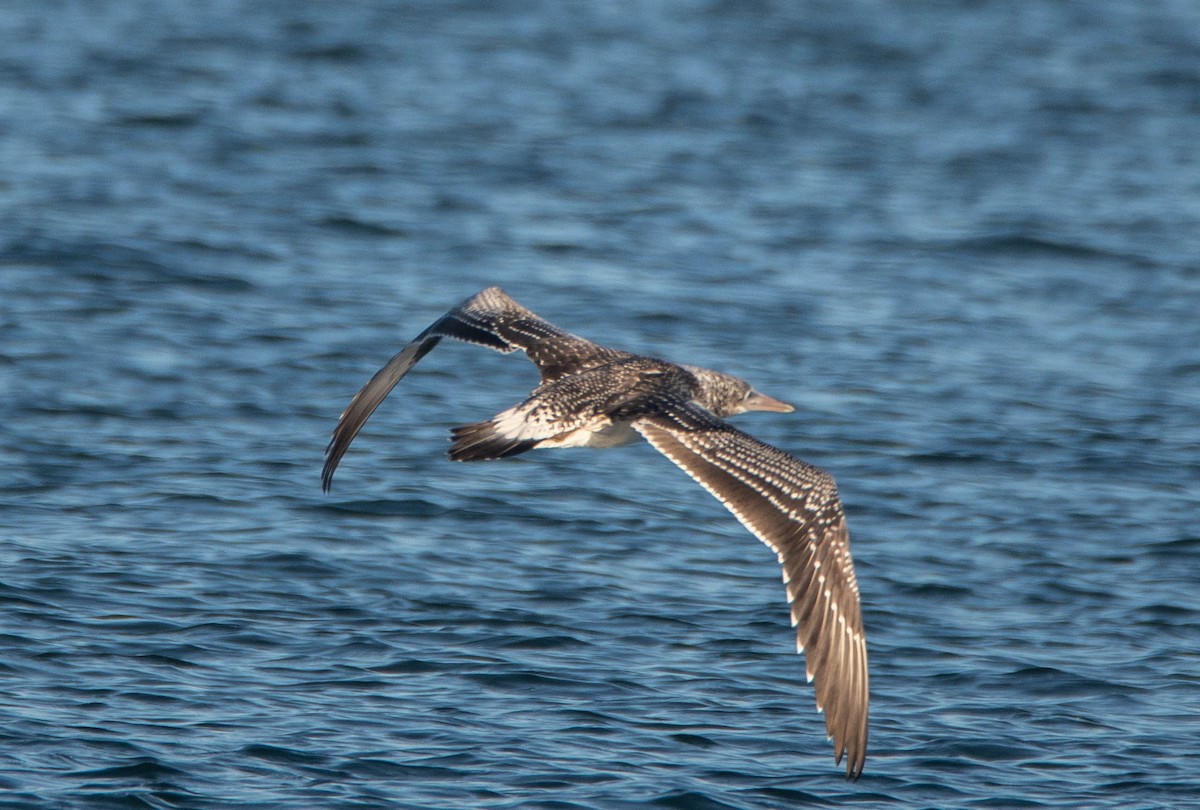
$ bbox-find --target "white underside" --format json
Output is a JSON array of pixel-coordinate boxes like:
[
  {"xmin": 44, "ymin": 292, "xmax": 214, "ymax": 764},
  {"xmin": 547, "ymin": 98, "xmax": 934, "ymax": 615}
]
[
  {"xmin": 488, "ymin": 402, "xmax": 640, "ymax": 451},
  {"xmin": 535, "ymin": 420, "xmax": 640, "ymax": 449}
]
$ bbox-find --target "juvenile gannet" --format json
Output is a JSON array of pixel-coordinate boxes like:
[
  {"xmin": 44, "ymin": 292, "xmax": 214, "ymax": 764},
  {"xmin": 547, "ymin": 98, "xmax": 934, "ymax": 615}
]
[{"xmin": 322, "ymin": 287, "xmax": 869, "ymax": 778}]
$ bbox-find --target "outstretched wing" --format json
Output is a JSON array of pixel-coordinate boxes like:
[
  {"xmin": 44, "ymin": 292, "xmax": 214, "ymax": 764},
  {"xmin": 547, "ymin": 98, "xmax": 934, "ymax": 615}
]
[
  {"xmin": 633, "ymin": 404, "xmax": 869, "ymax": 778},
  {"xmin": 322, "ymin": 287, "xmax": 626, "ymax": 491}
]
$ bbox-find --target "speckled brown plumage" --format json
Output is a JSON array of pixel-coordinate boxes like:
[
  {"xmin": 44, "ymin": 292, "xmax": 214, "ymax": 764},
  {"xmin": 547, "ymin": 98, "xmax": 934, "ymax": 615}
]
[{"xmin": 322, "ymin": 287, "xmax": 869, "ymax": 778}]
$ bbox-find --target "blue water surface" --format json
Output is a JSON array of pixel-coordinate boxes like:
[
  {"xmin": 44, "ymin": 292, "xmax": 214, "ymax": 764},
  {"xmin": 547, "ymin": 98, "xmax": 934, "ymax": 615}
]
[{"xmin": 3, "ymin": 2, "xmax": 1199, "ymax": 808}]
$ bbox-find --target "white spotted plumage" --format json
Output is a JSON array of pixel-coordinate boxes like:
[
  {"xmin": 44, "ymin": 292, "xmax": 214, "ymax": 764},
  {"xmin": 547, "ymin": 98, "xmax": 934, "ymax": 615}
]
[{"xmin": 323, "ymin": 287, "xmax": 870, "ymax": 778}]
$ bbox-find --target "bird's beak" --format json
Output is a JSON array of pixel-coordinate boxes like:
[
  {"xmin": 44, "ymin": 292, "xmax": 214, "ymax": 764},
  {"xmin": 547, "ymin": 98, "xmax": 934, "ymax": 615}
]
[{"xmin": 743, "ymin": 390, "xmax": 795, "ymax": 413}]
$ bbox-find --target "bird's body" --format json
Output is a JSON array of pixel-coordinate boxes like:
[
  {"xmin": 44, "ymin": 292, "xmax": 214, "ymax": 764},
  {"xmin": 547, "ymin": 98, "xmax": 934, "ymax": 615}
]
[{"xmin": 323, "ymin": 287, "xmax": 869, "ymax": 778}]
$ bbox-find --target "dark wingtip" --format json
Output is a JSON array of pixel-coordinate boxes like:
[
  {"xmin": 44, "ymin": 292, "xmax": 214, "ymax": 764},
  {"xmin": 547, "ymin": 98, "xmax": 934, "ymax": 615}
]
[
  {"xmin": 838, "ymin": 739, "xmax": 866, "ymax": 780},
  {"xmin": 320, "ymin": 451, "xmax": 336, "ymax": 493},
  {"xmin": 321, "ymin": 431, "xmax": 345, "ymax": 493}
]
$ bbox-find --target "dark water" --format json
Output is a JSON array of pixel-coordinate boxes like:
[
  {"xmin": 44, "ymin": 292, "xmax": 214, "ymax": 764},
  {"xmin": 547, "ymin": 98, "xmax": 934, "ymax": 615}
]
[{"xmin": 3, "ymin": 1, "xmax": 1199, "ymax": 807}]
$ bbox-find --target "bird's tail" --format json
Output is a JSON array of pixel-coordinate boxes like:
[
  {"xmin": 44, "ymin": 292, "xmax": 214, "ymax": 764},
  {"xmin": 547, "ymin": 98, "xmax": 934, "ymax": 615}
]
[{"xmin": 449, "ymin": 420, "xmax": 539, "ymax": 461}]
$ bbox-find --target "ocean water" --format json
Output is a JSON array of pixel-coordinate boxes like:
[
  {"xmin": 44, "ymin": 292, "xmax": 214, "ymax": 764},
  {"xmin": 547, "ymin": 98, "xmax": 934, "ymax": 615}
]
[{"xmin": 3, "ymin": 1, "xmax": 1199, "ymax": 807}]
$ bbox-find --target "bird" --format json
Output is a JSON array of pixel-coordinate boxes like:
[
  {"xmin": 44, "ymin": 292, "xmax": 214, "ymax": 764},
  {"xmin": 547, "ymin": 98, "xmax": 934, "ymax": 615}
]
[{"xmin": 322, "ymin": 286, "xmax": 869, "ymax": 778}]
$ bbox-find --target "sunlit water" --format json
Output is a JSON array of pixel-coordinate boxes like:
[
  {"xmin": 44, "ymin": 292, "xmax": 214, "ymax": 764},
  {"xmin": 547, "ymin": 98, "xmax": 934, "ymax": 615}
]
[{"xmin": 3, "ymin": 2, "xmax": 1199, "ymax": 808}]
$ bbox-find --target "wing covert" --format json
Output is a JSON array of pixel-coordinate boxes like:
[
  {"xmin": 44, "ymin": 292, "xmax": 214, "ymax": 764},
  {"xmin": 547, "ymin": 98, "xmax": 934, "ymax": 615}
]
[{"xmin": 430, "ymin": 287, "xmax": 627, "ymax": 383}]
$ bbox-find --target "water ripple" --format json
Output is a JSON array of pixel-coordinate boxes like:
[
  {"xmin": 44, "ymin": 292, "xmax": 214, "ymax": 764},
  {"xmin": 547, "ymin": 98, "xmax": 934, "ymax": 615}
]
[{"xmin": 3, "ymin": 0, "xmax": 1200, "ymax": 807}]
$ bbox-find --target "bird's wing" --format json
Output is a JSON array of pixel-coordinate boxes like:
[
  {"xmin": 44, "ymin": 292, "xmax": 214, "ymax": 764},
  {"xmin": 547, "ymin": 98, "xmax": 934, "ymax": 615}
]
[
  {"xmin": 323, "ymin": 287, "xmax": 627, "ymax": 491},
  {"xmin": 633, "ymin": 404, "xmax": 868, "ymax": 778}
]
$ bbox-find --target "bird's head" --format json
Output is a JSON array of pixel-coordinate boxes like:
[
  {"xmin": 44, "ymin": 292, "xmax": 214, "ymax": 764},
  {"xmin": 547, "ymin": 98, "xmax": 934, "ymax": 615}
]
[{"xmin": 682, "ymin": 366, "xmax": 795, "ymax": 418}]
